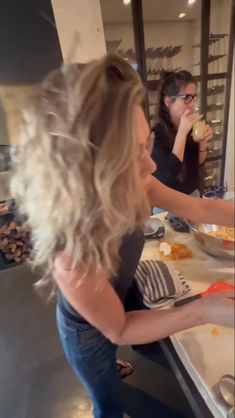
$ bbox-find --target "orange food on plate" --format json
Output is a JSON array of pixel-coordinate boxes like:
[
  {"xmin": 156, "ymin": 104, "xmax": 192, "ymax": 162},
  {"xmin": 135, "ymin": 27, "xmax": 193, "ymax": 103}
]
[{"xmin": 165, "ymin": 242, "xmax": 193, "ymax": 260}]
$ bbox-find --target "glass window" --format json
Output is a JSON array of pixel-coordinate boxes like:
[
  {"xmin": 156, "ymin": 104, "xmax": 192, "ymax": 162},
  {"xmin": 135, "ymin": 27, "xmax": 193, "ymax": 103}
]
[
  {"xmin": 203, "ymin": 159, "xmax": 222, "ymax": 188},
  {"xmin": 206, "ymin": 78, "xmax": 226, "ymax": 158},
  {"xmin": 100, "ymin": 0, "xmax": 137, "ymax": 68},
  {"xmin": 142, "ymin": 0, "xmax": 202, "ymax": 126}
]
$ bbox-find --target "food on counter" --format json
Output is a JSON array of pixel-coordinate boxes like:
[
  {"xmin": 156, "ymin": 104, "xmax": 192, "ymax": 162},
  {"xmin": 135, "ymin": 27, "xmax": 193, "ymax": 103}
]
[
  {"xmin": 159, "ymin": 242, "xmax": 171, "ymax": 256},
  {"xmin": 208, "ymin": 227, "xmax": 235, "ymax": 241},
  {"xmin": 160, "ymin": 242, "xmax": 193, "ymax": 260},
  {"xmin": 0, "ymin": 220, "xmax": 31, "ymax": 263},
  {"xmin": 211, "ymin": 328, "xmax": 220, "ymax": 336}
]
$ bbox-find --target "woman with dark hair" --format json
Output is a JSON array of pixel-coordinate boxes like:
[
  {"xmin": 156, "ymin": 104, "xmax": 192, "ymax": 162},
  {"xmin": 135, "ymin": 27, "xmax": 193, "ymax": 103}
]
[{"xmin": 151, "ymin": 70, "xmax": 213, "ymax": 200}]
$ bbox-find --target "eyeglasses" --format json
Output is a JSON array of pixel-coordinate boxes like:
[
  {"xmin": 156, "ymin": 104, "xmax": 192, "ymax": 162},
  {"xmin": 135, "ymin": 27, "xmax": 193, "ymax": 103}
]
[{"xmin": 171, "ymin": 94, "xmax": 198, "ymax": 105}]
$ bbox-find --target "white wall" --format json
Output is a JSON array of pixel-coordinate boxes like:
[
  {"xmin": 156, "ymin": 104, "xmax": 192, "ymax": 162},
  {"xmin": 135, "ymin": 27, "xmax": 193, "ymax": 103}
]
[
  {"xmin": 145, "ymin": 22, "xmax": 193, "ymax": 72},
  {"xmin": 192, "ymin": 17, "xmax": 201, "ymax": 77},
  {"xmin": 51, "ymin": 0, "xmax": 106, "ymax": 63},
  {"xmin": 104, "ymin": 21, "xmax": 194, "ymax": 72},
  {"xmin": 209, "ymin": 0, "xmax": 231, "ymax": 74},
  {"xmin": 224, "ymin": 54, "xmax": 234, "ymax": 190}
]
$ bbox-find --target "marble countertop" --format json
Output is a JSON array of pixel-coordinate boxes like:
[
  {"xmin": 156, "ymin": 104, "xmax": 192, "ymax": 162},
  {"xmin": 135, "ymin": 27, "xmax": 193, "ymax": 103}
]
[{"xmin": 141, "ymin": 213, "xmax": 234, "ymax": 418}]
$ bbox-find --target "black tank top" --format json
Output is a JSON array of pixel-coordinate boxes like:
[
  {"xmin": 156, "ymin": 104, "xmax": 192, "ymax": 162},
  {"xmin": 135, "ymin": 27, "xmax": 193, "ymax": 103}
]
[{"xmin": 57, "ymin": 230, "xmax": 145, "ymax": 319}]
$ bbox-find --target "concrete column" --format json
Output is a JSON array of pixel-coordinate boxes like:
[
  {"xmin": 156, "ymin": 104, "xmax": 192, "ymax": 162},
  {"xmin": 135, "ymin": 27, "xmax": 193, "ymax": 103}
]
[{"xmin": 51, "ymin": 0, "xmax": 106, "ymax": 63}]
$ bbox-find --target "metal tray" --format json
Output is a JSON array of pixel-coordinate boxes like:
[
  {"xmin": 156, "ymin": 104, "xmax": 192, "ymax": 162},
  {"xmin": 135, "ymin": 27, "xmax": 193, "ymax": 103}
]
[{"xmin": 144, "ymin": 218, "xmax": 165, "ymax": 239}]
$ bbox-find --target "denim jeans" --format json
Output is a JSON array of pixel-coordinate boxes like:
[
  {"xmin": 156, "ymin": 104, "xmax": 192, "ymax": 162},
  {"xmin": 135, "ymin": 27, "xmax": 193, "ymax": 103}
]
[
  {"xmin": 56, "ymin": 305, "xmax": 123, "ymax": 418},
  {"xmin": 56, "ymin": 289, "xmax": 186, "ymax": 418}
]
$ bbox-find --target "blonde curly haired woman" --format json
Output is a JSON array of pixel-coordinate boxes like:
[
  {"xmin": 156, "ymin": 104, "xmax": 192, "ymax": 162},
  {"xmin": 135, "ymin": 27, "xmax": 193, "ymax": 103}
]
[{"xmin": 11, "ymin": 55, "xmax": 234, "ymax": 418}]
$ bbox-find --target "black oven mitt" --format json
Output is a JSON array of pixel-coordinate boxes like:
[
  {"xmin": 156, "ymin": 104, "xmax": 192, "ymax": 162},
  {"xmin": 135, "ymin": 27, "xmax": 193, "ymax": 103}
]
[{"xmin": 165, "ymin": 212, "xmax": 190, "ymax": 233}]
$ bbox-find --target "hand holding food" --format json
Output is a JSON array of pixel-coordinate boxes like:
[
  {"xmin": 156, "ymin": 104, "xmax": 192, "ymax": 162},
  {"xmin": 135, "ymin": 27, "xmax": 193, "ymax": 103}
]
[
  {"xmin": 178, "ymin": 109, "xmax": 203, "ymax": 136},
  {"xmin": 198, "ymin": 124, "xmax": 213, "ymax": 148}
]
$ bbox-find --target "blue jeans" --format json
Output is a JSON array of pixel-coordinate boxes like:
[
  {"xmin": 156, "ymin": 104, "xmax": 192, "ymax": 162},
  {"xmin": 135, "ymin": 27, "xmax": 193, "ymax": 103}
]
[
  {"xmin": 56, "ymin": 299, "xmax": 185, "ymax": 418},
  {"xmin": 56, "ymin": 305, "xmax": 123, "ymax": 418}
]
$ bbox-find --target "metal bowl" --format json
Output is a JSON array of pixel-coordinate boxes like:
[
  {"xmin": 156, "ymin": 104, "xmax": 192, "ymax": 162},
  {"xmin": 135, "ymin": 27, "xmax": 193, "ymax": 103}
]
[
  {"xmin": 187, "ymin": 221, "xmax": 234, "ymax": 259},
  {"xmin": 144, "ymin": 218, "xmax": 165, "ymax": 239}
]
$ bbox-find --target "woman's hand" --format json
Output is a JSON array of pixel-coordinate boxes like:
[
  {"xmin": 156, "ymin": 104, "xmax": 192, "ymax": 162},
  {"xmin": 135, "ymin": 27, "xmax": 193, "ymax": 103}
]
[
  {"xmin": 197, "ymin": 290, "xmax": 235, "ymax": 328},
  {"xmin": 173, "ymin": 110, "xmax": 203, "ymax": 161},
  {"xmin": 178, "ymin": 109, "xmax": 202, "ymax": 136},
  {"xmin": 199, "ymin": 124, "xmax": 213, "ymax": 151}
]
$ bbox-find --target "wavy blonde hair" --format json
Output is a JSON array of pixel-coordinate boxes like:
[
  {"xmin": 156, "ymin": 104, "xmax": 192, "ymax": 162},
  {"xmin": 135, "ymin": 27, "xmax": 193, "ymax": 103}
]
[{"xmin": 11, "ymin": 54, "xmax": 150, "ymax": 285}]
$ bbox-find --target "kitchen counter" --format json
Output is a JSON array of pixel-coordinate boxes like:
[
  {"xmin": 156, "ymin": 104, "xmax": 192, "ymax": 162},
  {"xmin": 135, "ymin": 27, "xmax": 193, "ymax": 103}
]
[{"xmin": 141, "ymin": 214, "xmax": 234, "ymax": 418}]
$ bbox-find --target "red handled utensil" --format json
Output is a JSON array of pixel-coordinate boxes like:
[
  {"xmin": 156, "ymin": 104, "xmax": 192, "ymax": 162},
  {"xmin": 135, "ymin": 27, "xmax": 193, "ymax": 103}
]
[{"xmin": 175, "ymin": 280, "xmax": 235, "ymax": 307}]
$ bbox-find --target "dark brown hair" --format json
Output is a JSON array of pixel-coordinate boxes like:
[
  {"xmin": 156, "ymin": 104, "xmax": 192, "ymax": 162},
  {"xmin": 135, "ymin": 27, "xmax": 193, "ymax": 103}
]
[{"xmin": 154, "ymin": 70, "xmax": 197, "ymax": 145}]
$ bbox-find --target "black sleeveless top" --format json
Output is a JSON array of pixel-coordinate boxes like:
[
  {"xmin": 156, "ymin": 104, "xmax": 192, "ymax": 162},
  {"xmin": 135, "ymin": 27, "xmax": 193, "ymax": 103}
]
[{"xmin": 57, "ymin": 230, "xmax": 145, "ymax": 319}]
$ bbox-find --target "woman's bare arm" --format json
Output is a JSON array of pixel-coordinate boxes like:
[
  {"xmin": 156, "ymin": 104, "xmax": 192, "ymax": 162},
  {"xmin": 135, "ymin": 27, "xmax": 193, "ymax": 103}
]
[
  {"xmin": 146, "ymin": 176, "xmax": 234, "ymax": 227},
  {"xmin": 54, "ymin": 258, "xmax": 234, "ymax": 346},
  {"xmin": 54, "ymin": 260, "xmax": 204, "ymax": 345}
]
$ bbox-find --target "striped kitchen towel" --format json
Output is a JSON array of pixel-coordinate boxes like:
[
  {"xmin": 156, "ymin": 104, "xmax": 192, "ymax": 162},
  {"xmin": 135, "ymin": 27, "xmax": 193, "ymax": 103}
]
[{"xmin": 135, "ymin": 260, "xmax": 191, "ymax": 309}]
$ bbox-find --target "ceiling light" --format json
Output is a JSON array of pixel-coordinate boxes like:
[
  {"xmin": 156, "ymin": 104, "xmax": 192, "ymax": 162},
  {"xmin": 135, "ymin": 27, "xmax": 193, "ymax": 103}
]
[
  {"xmin": 188, "ymin": 0, "xmax": 197, "ymax": 4},
  {"xmin": 123, "ymin": 0, "xmax": 131, "ymax": 5},
  {"xmin": 178, "ymin": 12, "xmax": 186, "ymax": 18}
]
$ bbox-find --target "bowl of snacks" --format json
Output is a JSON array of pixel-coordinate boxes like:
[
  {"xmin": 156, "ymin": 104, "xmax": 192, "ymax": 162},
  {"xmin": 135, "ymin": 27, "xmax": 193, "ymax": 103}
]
[{"xmin": 186, "ymin": 221, "xmax": 234, "ymax": 259}]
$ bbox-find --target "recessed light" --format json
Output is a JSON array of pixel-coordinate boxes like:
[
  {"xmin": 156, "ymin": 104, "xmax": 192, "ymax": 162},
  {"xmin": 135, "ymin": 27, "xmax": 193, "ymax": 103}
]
[
  {"xmin": 178, "ymin": 12, "xmax": 186, "ymax": 18},
  {"xmin": 188, "ymin": 0, "xmax": 197, "ymax": 4},
  {"xmin": 123, "ymin": 0, "xmax": 131, "ymax": 5}
]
